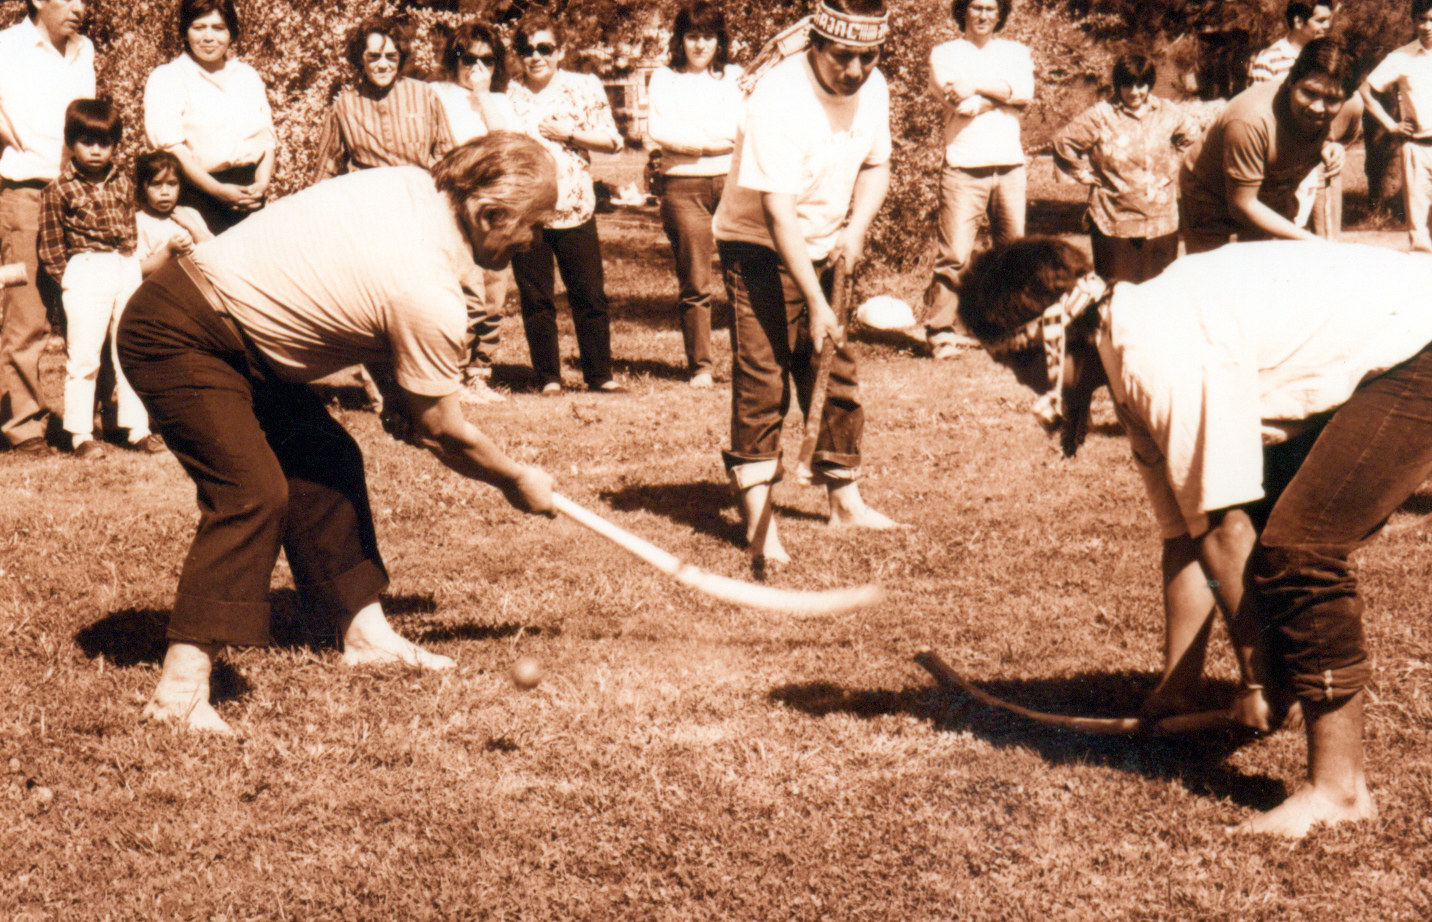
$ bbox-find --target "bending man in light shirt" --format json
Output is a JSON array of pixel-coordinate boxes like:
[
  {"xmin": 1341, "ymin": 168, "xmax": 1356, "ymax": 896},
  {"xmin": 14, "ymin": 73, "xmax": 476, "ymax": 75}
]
[
  {"xmin": 117, "ymin": 134, "xmax": 560, "ymax": 735},
  {"xmin": 958, "ymin": 236, "xmax": 1432, "ymax": 838}
]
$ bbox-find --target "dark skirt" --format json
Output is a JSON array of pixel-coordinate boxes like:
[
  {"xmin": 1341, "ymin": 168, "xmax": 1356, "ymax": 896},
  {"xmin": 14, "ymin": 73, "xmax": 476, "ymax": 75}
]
[{"xmin": 180, "ymin": 163, "xmax": 263, "ymax": 235}]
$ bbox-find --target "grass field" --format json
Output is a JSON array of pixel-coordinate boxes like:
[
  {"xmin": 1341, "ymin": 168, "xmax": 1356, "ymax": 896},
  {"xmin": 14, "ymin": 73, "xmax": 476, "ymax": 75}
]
[{"xmin": 2, "ymin": 197, "xmax": 1431, "ymax": 921}]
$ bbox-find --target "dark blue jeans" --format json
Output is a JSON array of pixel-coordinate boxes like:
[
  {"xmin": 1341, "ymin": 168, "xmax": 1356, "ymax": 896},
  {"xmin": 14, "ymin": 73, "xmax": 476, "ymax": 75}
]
[
  {"xmin": 717, "ymin": 240, "xmax": 862, "ymax": 477},
  {"xmin": 660, "ymin": 175, "xmax": 724, "ymax": 376},
  {"xmin": 1252, "ymin": 340, "xmax": 1432, "ymax": 703},
  {"xmin": 511, "ymin": 218, "xmax": 613, "ymax": 388}
]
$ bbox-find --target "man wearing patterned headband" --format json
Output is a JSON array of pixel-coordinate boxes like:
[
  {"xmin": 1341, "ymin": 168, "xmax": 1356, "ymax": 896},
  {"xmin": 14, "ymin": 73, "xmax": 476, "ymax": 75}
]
[
  {"xmin": 713, "ymin": 0, "xmax": 896, "ymax": 563},
  {"xmin": 958, "ymin": 235, "xmax": 1432, "ymax": 839}
]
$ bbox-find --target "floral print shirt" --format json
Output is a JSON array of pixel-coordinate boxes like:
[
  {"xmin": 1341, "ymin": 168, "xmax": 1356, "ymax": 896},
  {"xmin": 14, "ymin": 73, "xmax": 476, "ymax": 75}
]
[
  {"xmin": 1053, "ymin": 97, "xmax": 1195, "ymax": 239},
  {"xmin": 509, "ymin": 69, "xmax": 621, "ymax": 228}
]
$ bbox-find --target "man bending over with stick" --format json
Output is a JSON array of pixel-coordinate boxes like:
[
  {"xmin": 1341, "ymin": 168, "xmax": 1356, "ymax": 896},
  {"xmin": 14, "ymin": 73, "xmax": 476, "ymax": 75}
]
[
  {"xmin": 956, "ymin": 236, "xmax": 1432, "ymax": 837},
  {"xmin": 713, "ymin": 0, "xmax": 898, "ymax": 563},
  {"xmin": 117, "ymin": 133, "xmax": 558, "ymax": 734}
]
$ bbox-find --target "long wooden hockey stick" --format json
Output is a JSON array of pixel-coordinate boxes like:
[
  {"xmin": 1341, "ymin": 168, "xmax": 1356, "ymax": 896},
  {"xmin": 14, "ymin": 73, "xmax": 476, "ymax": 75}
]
[
  {"xmin": 915, "ymin": 650, "xmax": 1231, "ymax": 736},
  {"xmin": 553, "ymin": 493, "xmax": 882, "ymax": 616}
]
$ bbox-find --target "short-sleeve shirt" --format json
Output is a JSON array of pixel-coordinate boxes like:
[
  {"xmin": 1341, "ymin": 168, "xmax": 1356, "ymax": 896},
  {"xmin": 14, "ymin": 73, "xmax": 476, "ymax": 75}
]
[
  {"xmin": 188, "ymin": 167, "xmax": 475, "ymax": 397},
  {"xmin": 1097, "ymin": 240, "xmax": 1432, "ymax": 539},
  {"xmin": 1248, "ymin": 38, "xmax": 1299, "ymax": 85},
  {"xmin": 1179, "ymin": 81, "xmax": 1357, "ymax": 239},
  {"xmin": 508, "ymin": 70, "xmax": 621, "ymax": 228},
  {"xmin": 712, "ymin": 53, "xmax": 891, "ymax": 260},
  {"xmin": 1052, "ymin": 97, "xmax": 1194, "ymax": 239},
  {"xmin": 143, "ymin": 54, "xmax": 275, "ymax": 173},
  {"xmin": 136, "ymin": 207, "xmax": 208, "ymax": 263},
  {"xmin": 928, "ymin": 37, "xmax": 1033, "ymax": 169},
  {"xmin": 1365, "ymin": 40, "xmax": 1432, "ymax": 137},
  {"xmin": 0, "ymin": 19, "xmax": 95, "ymax": 183}
]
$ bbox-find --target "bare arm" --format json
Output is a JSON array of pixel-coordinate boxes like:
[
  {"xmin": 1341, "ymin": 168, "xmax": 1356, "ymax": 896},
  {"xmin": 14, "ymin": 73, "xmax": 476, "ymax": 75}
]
[
  {"xmin": 1228, "ymin": 182, "xmax": 1320, "ymax": 242},
  {"xmin": 1359, "ymin": 80, "xmax": 1412, "ymax": 137},
  {"xmin": 398, "ymin": 389, "xmax": 555, "ymax": 516}
]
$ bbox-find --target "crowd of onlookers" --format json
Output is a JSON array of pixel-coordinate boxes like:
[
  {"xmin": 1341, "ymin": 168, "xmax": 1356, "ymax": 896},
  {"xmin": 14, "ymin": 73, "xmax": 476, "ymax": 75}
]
[{"xmin": 4, "ymin": 0, "xmax": 1432, "ymax": 463}]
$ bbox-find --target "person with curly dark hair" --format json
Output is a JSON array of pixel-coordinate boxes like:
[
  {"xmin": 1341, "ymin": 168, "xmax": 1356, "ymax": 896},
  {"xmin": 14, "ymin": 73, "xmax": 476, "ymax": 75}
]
[{"xmin": 311, "ymin": 14, "xmax": 453, "ymax": 183}]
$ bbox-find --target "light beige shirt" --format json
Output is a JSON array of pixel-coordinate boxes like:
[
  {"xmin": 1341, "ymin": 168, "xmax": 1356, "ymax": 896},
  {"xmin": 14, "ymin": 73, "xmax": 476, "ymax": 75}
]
[
  {"xmin": 1366, "ymin": 39, "xmax": 1432, "ymax": 137},
  {"xmin": 143, "ymin": 53, "xmax": 275, "ymax": 173},
  {"xmin": 430, "ymin": 82, "xmax": 516, "ymax": 144},
  {"xmin": 0, "ymin": 18, "xmax": 95, "ymax": 182},
  {"xmin": 929, "ymin": 37, "xmax": 1032, "ymax": 169},
  {"xmin": 190, "ymin": 167, "xmax": 474, "ymax": 397},
  {"xmin": 1098, "ymin": 241, "xmax": 1432, "ymax": 539},
  {"xmin": 646, "ymin": 64, "xmax": 743, "ymax": 177}
]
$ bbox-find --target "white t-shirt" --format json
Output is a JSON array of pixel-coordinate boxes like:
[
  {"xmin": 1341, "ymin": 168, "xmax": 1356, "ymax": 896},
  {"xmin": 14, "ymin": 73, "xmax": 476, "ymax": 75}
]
[
  {"xmin": 1366, "ymin": 40, "xmax": 1432, "ymax": 137},
  {"xmin": 0, "ymin": 19, "xmax": 95, "ymax": 182},
  {"xmin": 144, "ymin": 54, "xmax": 274, "ymax": 173},
  {"xmin": 646, "ymin": 64, "xmax": 744, "ymax": 177},
  {"xmin": 136, "ymin": 207, "xmax": 208, "ymax": 263},
  {"xmin": 928, "ymin": 37, "xmax": 1032, "ymax": 169},
  {"xmin": 190, "ymin": 167, "xmax": 474, "ymax": 397},
  {"xmin": 429, "ymin": 82, "xmax": 517, "ymax": 145},
  {"xmin": 1097, "ymin": 241, "xmax": 1432, "ymax": 539},
  {"xmin": 713, "ymin": 53, "xmax": 891, "ymax": 260}
]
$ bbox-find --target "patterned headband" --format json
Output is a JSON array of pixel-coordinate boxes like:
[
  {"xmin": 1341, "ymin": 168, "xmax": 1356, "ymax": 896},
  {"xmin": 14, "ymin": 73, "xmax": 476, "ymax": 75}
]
[
  {"xmin": 982, "ymin": 272, "xmax": 1108, "ymax": 433},
  {"xmin": 811, "ymin": 4, "xmax": 890, "ymax": 48}
]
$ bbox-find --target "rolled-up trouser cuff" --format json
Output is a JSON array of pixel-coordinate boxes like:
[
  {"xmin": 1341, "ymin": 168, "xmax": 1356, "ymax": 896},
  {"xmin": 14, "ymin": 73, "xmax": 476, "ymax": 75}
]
[
  {"xmin": 299, "ymin": 558, "xmax": 389, "ymax": 622},
  {"xmin": 169, "ymin": 595, "xmax": 273, "ymax": 647},
  {"xmin": 1253, "ymin": 542, "xmax": 1371, "ymax": 703},
  {"xmin": 724, "ymin": 457, "xmax": 781, "ymax": 490}
]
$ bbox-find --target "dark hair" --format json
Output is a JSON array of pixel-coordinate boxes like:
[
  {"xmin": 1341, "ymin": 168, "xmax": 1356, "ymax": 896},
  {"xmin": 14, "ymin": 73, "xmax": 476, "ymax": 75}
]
[
  {"xmin": 1111, "ymin": 53, "xmax": 1156, "ymax": 90},
  {"xmin": 347, "ymin": 15, "xmax": 410, "ymax": 76},
  {"xmin": 951, "ymin": 0, "xmax": 1012, "ymax": 32},
  {"xmin": 179, "ymin": 0, "xmax": 240, "ymax": 55},
  {"xmin": 64, "ymin": 98, "xmax": 122, "ymax": 148},
  {"xmin": 1284, "ymin": 1, "xmax": 1331, "ymax": 29},
  {"xmin": 432, "ymin": 131, "xmax": 557, "ymax": 226},
  {"xmin": 670, "ymin": 2, "xmax": 731, "ymax": 77},
  {"xmin": 957, "ymin": 237, "xmax": 1091, "ymax": 345},
  {"xmin": 1414, "ymin": 0, "xmax": 1432, "ymax": 19},
  {"xmin": 1286, "ymin": 37, "xmax": 1356, "ymax": 97},
  {"xmin": 442, "ymin": 21, "xmax": 508, "ymax": 93},
  {"xmin": 513, "ymin": 12, "xmax": 563, "ymax": 51},
  {"xmin": 134, "ymin": 150, "xmax": 184, "ymax": 204},
  {"xmin": 25, "ymin": 1, "xmax": 36, "ymax": 18}
]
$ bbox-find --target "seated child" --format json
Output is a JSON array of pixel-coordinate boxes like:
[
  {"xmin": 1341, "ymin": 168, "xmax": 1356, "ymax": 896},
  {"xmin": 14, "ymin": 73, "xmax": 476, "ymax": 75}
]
[
  {"xmin": 134, "ymin": 149, "xmax": 214, "ymax": 276},
  {"xmin": 37, "ymin": 98, "xmax": 161, "ymax": 458}
]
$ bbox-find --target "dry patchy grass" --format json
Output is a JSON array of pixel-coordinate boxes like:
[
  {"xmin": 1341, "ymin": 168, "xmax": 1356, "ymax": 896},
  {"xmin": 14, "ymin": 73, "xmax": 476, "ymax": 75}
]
[{"xmin": 2, "ymin": 209, "xmax": 1431, "ymax": 921}]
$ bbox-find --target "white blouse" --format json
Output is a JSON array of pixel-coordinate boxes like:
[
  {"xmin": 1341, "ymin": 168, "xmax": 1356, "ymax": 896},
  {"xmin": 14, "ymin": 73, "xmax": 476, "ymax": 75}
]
[
  {"xmin": 646, "ymin": 64, "xmax": 743, "ymax": 177},
  {"xmin": 144, "ymin": 53, "xmax": 275, "ymax": 173}
]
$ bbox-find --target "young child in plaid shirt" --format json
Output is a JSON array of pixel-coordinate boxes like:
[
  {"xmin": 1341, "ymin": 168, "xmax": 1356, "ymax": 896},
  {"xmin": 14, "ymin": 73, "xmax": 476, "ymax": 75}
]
[{"xmin": 38, "ymin": 98, "xmax": 160, "ymax": 459}]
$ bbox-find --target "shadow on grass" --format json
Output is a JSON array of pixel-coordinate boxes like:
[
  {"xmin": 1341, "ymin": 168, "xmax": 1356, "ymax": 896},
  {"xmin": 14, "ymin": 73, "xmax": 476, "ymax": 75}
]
[
  {"xmin": 75, "ymin": 590, "xmax": 443, "ymax": 668},
  {"xmin": 601, "ymin": 480, "xmax": 746, "ymax": 546},
  {"xmin": 770, "ymin": 673, "xmax": 1288, "ymax": 810},
  {"xmin": 414, "ymin": 622, "xmax": 553, "ymax": 643}
]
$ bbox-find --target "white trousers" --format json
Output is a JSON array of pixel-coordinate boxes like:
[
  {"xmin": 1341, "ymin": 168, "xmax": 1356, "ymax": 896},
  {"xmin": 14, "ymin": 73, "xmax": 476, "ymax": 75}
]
[{"xmin": 60, "ymin": 251, "xmax": 145, "ymax": 443}]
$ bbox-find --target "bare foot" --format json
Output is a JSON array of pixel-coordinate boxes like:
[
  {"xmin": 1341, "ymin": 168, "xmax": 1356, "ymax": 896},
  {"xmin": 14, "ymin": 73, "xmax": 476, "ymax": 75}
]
[
  {"xmin": 738, "ymin": 481, "xmax": 791, "ymax": 563},
  {"xmin": 142, "ymin": 642, "xmax": 234, "ymax": 735},
  {"xmin": 1231, "ymin": 781, "xmax": 1376, "ymax": 838},
  {"xmin": 827, "ymin": 482, "xmax": 902, "ymax": 529},
  {"xmin": 340, "ymin": 602, "xmax": 455, "ymax": 670}
]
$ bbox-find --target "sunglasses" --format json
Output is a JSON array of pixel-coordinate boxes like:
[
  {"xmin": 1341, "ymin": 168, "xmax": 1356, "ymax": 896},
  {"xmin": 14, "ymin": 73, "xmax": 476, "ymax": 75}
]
[
  {"xmin": 458, "ymin": 51, "xmax": 497, "ymax": 68},
  {"xmin": 516, "ymin": 42, "xmax": 558, "ymax": 58}
]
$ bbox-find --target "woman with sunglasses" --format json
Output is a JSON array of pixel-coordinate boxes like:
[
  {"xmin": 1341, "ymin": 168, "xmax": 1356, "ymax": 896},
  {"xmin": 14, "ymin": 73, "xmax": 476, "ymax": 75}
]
[
  {"xmin": 430, "ymin": 20, "xmax": 518, "ymax": 404},
  {"xmin": 143, "ymin": 0, "xmax": 276, "ymax": 233},
  {"xmin": 507, "ymin": 12, "xmax": 625, "ymax": 395},
  {"xmin": 312, "ymin": 15, "xmax": 454, "ymax": 183},
  {"xmin": 646, "ymin": 1, "xmax": 742, "ymax": 389}
]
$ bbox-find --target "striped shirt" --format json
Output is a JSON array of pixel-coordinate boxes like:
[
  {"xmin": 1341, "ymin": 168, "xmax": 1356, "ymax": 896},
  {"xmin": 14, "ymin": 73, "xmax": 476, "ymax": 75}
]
[
  {"xmin": 311, "ymin": 77, "xmax": 454, "ymax": 183},
  {"xmin": 1249, "ymin": 38, "xmax": 1299, "ymax": 84},
  {"xmin": 37, "ymin": 161, "xmax": 136, "ymax": 280}
]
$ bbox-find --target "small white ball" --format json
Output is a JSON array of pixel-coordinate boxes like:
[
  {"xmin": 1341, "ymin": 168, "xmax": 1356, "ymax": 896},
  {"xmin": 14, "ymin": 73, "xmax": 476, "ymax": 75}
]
[{"xmin": 510, "ymin": 657, "xmax": 541, "ymax": 689}]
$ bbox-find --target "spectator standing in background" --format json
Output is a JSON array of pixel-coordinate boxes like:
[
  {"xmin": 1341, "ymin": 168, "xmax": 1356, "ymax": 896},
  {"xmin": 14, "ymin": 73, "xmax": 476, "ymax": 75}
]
[
  {"xmin": 1180, "ymin": 39, "xmax": 1359, "ymax": 253},
  {"xmin": 143, "ymin": 0, "xmax": 275, "ymax": 235},
  {"xmin": 312, "ymin": 15, "xmax": 454, "ymax": 183},
  {"xmin": 430, "ymin": 21, "xmax": 518, "ymax": 405},
  {"xmin": 1053, "ymin": 54, "xmax": 1195, "ymax": 283},
  {"xmin": 0, "ymin": 0, "xmax": 95, "ymax": 456},
  {"xmin": 507, "ymin": 12, "xmax": 625, "ymax": 395},
  {"xmin": 1360, "ymin": 0, "xmax": 1432, "ymax": 253},
  {"xmin": 921, "ymin": 0, "xmax": 1032, "ymax": 360},
  {"xmin": 647, "ymin": 1, "xmax": 743, "ymax": 389}
]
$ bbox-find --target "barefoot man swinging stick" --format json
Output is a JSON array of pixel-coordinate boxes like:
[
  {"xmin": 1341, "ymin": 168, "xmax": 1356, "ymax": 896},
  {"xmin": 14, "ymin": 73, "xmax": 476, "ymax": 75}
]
[
  {"xmin": 713, "ymin": 0, "xmax": 899, "ymax": 562},
  {"xmin": 957, "ymin": 236, "xmax": 1432, "ymax": 837},
  {"xmin": 117, "ymin": 133, "xmax": 559, "ymax": 734}
]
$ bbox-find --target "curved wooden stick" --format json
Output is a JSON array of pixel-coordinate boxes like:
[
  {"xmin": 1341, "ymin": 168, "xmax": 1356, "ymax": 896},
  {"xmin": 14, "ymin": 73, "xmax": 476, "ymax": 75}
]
[
  {"xmin": 915, "ymin": 650, "xmax": 1231, "ymax": 736},
  {"xmin": 794, "ymin": 259, "xmax": 853, "ymax": 485},
  {"xmin": 553, "ymin": 493, "xmax": 882, "ymax": 616}
]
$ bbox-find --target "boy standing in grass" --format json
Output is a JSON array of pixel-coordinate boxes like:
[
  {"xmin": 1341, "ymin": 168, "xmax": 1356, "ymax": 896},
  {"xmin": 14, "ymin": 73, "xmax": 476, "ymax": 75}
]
[
  {"xmin": 37, "ymin": 98, "xmax": 159, "ymax": 458},
  {"xmin": 1360, "ymin": 0, "xmax": 1432, "ymax": 252},
  {"xmin": 956, "ymin": 236, "xmax": 1432, "ymax": 837},
  {"xmin": 713, "ymin": 0, "xmax": 898, "ymax": 563}
]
